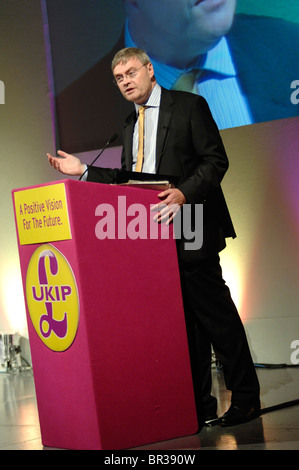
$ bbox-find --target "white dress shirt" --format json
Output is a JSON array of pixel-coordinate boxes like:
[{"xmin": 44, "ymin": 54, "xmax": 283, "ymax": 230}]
[{"xmin": 132, "ymin": 83, "xmax": 161, "ymax": 173}]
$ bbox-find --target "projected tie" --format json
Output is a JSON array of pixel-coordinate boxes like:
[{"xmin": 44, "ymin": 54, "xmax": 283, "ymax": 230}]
[
  {"xmin": 135, "ymin": 106, "xmax": 147, "ymax": 172},
  {"xmin": 173, "ymin": 71, "xmax": 200, "ymax": 94}
]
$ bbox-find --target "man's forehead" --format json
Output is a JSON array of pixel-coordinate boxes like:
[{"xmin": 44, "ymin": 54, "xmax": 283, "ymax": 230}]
[{"xmin": 113, "ymin": 57, "xmax": 142, "ymax": 73}]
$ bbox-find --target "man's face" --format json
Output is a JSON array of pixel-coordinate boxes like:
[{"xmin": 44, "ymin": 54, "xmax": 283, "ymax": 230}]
[
  {"xmin": 127, "ymin": 0, "xmax": 236, "ymax": 63},
  {"xmin": 113, "ymin": 57, "xmax": 155, "ymax": 104}
]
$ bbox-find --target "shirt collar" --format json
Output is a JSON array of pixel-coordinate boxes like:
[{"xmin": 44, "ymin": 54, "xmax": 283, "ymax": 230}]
[
  {"xmin": 125, "ymin": 21, "xmax": 237, "ymax": 89},
  {"xmin": 134, "ymin": 83, "xmax": 161, "ymax": 113}
]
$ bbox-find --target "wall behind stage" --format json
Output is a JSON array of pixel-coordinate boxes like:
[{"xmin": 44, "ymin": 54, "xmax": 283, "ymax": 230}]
[
  {"xmin": 220, "ymin": 117, "xmax": 299, "ymax": 365},
  {"xmin": 0, "ymin": 0, "xmax": 298, "ymax": 367},
  {"xmin": 0, "ymin": 0, "xmax": 63, "ymax": 337}
]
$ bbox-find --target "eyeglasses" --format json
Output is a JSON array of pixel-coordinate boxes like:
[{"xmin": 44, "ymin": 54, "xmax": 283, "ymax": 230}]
[{"xmin": 113, "ymin": 64, "xmax": 147, "ymax": 86}]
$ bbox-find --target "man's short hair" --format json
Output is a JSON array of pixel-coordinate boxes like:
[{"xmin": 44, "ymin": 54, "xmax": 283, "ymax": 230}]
[{"xmin": 111, "ymin": 47, "xmax": 151, "ymax": 72}]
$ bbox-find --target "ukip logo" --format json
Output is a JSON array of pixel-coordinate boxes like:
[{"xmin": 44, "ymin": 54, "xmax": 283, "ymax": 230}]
[{"xmin": 26, "ymin": 244, "xmax": 79, "ymax": 351}]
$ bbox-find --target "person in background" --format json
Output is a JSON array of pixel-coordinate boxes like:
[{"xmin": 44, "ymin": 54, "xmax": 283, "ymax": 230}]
[{"xmin": 55, "ymin": 0, "xmax": 299, "ymax": 153}]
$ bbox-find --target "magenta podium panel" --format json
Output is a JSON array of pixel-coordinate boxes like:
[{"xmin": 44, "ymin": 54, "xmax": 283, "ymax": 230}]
[{"xmin": 12, "ymin": 179, "xmax": 197, "ymax": 450}]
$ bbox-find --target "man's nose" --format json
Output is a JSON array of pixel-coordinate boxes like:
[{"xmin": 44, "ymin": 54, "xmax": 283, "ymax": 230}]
[{"xmin": 123, "ymin": 74, "xmax": 132, "ymax": 86}]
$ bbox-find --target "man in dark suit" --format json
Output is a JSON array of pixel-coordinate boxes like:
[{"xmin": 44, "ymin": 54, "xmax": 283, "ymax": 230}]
[
  {"xmin": 48, "ymin": 47, "xmax": 260, "ymax": 428},
  {"xmin": 54, "ymin": 1, "xmax": 299, "ymax": 153}
]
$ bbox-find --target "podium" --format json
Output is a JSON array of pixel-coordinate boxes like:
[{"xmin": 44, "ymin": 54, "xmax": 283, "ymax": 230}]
[{"xmin": 12, "ymin": 179, "xmax": 197, "ymax": 450}]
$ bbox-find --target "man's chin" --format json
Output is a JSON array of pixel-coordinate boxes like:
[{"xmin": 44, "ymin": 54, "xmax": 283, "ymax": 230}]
[{"xmin": 124, "ymin": 88, "xmax": 138, "ymax": 102}]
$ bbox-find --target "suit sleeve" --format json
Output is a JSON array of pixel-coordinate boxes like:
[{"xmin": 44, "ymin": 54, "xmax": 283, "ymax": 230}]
[
  {"xmin": 86, "ymin": 166, "xmax": 120, "ymax": 183},
  {"xmin": 177, "ymin": 96, "xmax": 229, "ymax": 205}
]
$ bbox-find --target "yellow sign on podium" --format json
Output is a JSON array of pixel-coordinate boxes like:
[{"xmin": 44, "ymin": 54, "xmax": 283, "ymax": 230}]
[{"xmin": 14, "ymin": 183, "xmax": 72, "ymax": 245}]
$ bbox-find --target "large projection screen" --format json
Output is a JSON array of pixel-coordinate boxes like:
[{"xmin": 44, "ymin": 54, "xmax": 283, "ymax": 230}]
[{"xmin": 44, "ymin": 0, "xmax": 299, "ymax": 154}]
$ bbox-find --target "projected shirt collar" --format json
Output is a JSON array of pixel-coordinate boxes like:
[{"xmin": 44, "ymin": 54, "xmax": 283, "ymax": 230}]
[{"xmin": 125, "ymin": 21, "xmax": 237, "ymax": 89}]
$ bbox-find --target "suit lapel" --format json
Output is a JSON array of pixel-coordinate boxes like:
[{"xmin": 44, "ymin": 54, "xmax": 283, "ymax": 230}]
[
  {"xmin": 123, "ymin": 111, "xmax": 136, "ymax": 170},
  {"xmin": 155, "ymin": 88, "xmax": 174, "ymax": 172}
]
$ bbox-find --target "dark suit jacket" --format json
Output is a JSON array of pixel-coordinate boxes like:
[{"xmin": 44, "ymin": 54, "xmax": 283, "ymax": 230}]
[
  {"xmin": 88, "ymin": 88, "xmax": 236, "ymax": 260},
  {"xmin": 56, "ymin": 14, "xmax": 299, "ymax": 153}
]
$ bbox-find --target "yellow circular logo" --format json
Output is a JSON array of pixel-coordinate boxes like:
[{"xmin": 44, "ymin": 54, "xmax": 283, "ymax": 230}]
[{"xmin": 26, "ymin": 244, "xmax": 79, "ymax": 352}]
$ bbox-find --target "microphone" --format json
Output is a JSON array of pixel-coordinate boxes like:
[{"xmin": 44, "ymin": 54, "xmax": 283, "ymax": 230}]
[{"xmin": 78, "ymin": 133, "xmax": 118, "ymax": 181}]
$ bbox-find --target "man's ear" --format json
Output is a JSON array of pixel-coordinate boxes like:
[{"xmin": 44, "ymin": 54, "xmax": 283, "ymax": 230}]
[{"xmin": 148, "ymin": 62, "xmax": 155, "ymax": 78}]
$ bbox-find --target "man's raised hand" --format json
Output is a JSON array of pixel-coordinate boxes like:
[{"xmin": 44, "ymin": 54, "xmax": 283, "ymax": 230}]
[{"xmin": 47, "ymin": 150, "xmax": 85, "ymax": 176}]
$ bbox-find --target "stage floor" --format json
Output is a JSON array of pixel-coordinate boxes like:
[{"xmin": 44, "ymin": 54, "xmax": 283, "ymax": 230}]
[{"xmin": 1, "ymin": 366, "xmax": 299, "ymax": 450}]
